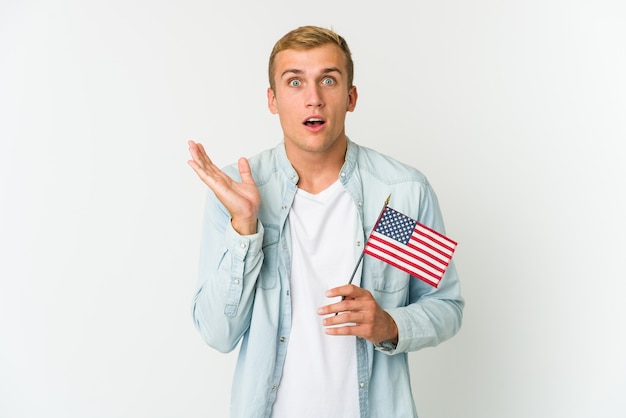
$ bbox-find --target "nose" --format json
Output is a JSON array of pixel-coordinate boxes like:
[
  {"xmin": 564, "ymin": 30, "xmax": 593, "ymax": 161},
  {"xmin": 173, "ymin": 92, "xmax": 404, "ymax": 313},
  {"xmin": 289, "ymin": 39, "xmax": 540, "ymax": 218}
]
[{"xmin": 305, "ymin": 85, "xmax": 324, "ymax": 108}]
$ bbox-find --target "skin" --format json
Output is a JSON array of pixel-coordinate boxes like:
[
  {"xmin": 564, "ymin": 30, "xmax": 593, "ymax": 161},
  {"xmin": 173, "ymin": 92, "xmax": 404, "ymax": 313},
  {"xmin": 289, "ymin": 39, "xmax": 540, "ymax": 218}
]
[
  {"xmin": 267, "ymin": 44, "xmax": 356, "ymax": 194},
  {"xmin": 188, "ymin": 43, "xmax": 398, "ymax": 345}
]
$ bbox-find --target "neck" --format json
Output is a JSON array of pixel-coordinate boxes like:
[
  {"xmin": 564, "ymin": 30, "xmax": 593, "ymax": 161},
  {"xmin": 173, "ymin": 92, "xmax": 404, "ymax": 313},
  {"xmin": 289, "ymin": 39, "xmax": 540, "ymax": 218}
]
[{"xmin": 286, "ymin": 139, "xmax": 347, "ymax": 194}]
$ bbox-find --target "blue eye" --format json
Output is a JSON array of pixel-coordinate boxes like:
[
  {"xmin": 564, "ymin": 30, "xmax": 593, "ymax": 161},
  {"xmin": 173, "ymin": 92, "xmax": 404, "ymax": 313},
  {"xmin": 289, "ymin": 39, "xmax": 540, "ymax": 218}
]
[
  {"xmin": 322, "ymin": 77, "xmax": 335, "ymax": 85},
  {"xmin": 289, "ymin": 79, "xmax": 301, "ymax": 87}
]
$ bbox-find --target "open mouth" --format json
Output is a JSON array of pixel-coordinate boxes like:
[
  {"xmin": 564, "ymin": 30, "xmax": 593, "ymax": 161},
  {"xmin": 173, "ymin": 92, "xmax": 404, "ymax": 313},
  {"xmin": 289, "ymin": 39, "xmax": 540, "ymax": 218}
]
[{"xmin": 304, "ymin": 118, "xmax": 325, "ymax": 127}]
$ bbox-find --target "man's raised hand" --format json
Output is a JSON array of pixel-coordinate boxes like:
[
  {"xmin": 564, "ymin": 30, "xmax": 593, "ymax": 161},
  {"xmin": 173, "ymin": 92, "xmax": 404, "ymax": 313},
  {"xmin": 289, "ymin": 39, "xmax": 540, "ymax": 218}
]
[{"xmin": 187, "ymin": 140, "xmax": 261, "ymax": 235}]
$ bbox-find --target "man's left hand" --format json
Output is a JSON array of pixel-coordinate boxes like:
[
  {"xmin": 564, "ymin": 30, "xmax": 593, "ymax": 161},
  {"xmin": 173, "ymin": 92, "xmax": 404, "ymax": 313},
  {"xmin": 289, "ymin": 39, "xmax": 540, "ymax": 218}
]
[{"xmin": 317, "ymin": 284, "xmax": 398, "ymax": 345}]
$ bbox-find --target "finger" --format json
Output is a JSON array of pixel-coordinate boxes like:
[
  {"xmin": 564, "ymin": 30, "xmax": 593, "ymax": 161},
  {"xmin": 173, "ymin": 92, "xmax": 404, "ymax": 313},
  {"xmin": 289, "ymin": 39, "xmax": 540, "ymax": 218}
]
[
  {"xmin": 322, "ymin": 311, "xmax": 361, "ymax": 327},
  {"xmin": 196, "ymin": 142, "xmax": 208, "ymax": 158},
  {"xmin": 187, "ymin": 148, "xmax": 220, "ymax": 187},
  {"xmin": 188, "ymin": 143, "xmax": 226, "ymax": 185},
  {"xmin": 237, "ymin": 157, "xmax": 256, "ymax": 186},
  {"xmin": 187, "ymin": 140, "xmax": 203, "ymax": 158},
  {"xmin": 190, "ymin": 142, "xmax": 213, "ymax": 167},
  {"xmin": 188, "ymin": 141, "xmax": 206, "ymax": 166},
  {"xmin": 326, "ymin": 284, "xmax": 367, "ymax": 299},
  {"xmin": 324, "ymin": 323, "xmax": 365, "ymax": 337},
  {"xmin": 317, "ymin": 297, "xmax": 356, "ymax": 316}
]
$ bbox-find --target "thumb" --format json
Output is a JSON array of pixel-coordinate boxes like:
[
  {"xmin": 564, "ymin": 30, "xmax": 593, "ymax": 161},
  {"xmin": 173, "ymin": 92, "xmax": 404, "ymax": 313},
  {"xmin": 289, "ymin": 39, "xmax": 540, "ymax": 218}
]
[{"xmin": 238, "ymin": 157, "xmax": 256, "ymax": 185}]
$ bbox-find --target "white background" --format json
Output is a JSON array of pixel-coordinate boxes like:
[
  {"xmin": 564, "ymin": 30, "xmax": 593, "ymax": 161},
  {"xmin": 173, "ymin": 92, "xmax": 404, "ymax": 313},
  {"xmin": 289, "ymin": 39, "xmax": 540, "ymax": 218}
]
[{"xmin": 1, "ymin": 1, "xmax": 625, "ymax": 417}]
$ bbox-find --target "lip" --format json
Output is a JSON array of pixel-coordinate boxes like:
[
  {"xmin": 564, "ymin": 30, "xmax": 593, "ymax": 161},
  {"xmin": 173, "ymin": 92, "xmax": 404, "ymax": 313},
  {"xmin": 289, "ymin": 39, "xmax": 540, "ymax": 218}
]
[
  {"xmin": 302, "ymin": 115, "xmax": 326, "ymax": 133},
  {"xmin": 302, "ymin": 114, "xmax": 325, "ymax": 123}
]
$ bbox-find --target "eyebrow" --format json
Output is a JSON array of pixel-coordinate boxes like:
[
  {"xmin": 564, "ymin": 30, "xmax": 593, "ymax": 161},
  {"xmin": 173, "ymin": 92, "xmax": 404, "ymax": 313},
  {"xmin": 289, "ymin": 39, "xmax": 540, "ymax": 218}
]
[{"xmin": 280, "ymin": 67, "xmax": 343, "ymax": 79}]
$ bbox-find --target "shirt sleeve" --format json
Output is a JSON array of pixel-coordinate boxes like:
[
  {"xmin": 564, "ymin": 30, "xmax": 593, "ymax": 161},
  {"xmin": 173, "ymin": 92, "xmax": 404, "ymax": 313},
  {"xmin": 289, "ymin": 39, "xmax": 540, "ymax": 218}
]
[
  {"xmin": 375, "ymin": 181, "xmax": 464, "ymax": 355},
  {"xmin": 382, "ymin": 260, "xmax": 464, "ymax": 354},
  {"xmin": 191, "ymin": 190, "xmax": 265, "ymax": 353}
]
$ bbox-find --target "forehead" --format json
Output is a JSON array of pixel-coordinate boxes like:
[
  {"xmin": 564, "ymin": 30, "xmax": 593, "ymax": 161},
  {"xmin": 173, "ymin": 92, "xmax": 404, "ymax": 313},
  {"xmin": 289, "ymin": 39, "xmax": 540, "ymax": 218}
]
[{"xmin": 273, "ymin": 44, "xmax": 347, "ymax": 78}]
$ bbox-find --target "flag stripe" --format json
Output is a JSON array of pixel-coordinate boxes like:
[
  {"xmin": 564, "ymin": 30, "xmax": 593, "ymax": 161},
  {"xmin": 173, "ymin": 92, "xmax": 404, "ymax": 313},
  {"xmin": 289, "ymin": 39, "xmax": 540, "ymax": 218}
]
[
  {"xmin": 414, "ymin": 224, "xmax": 456, "ymax": 254},
  {"xmin": 415, "ymin": 223, "xmax": 457, "ymax": 247},
  {"xmin": 363, "ymin": 206, "xmax": 457, "ymax": 288},
  {"xmin": 367, "ymin": 232, "xmax": 445, "ymax": 279},
  {"xmin": 370, "ymin": 232, "xmax": 448, "ymax": 272},
  {"xmin": 364, "ymin": 245, "xmax": 441, "ymax": 287},
  {"xmin": 410, "ymin": 234, "xmax": 453, "ymax": 264}
]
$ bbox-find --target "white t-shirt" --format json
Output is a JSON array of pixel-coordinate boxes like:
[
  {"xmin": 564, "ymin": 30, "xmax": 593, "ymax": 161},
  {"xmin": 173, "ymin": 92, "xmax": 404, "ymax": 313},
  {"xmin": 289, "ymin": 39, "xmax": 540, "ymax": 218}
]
[{"xmin": 271, "ymin": 180, "xmax": 361, "ymax": 418}]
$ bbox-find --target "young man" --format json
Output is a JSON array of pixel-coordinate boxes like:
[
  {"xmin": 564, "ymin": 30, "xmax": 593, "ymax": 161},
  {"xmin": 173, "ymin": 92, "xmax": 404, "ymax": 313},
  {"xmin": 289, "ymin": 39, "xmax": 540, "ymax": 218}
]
[{"xmin": 188, "ymin": 26, "xmax": 463, "ymax": 418}]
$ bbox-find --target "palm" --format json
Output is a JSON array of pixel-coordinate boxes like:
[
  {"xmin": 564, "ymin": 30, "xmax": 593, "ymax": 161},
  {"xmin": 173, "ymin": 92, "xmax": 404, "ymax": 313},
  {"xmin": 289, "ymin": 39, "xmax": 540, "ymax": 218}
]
[{"xmin": 188, "ymin": 141, "xmax": 260, "ymax": 233}]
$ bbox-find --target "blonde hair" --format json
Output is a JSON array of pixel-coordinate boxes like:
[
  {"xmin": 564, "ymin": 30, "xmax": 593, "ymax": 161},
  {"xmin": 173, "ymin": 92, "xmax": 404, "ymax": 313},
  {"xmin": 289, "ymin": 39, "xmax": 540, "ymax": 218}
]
[{"xmin": 268, "ymin": 26, "xmax": 354, "ymax": 92}]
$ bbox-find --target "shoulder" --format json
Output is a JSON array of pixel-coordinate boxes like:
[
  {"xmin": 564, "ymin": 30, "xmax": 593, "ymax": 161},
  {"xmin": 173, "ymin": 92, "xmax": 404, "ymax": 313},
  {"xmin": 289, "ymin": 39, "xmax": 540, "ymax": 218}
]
[
  {"xmin": 350, "ymin": 141, "xmax": 445, "ymax": 228},
  {"xmin": 352, "ymin": 142, "xmax": 430, "ymax": 186}
]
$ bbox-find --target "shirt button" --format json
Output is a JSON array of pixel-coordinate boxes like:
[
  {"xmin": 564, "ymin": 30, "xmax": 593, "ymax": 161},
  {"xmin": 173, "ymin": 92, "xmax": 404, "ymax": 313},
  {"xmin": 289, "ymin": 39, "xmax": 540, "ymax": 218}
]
[
  {"xmin": 233, "ymin": 279, "xmax": 240, "ymax": 284},
  {"xmin": 356, "ymin": 241, "xmax": 361, "ymax": 247},
  {"xmin": 340, "ymin": 172, "xmax": 346, "ymax": 178},
  {"xmin": 358, "ymin": 201, "xmax": 363, "ymax": 207},
  {"xmin": 271, "ymin": 385, "xmax": 277, "ymax": 391},
  {"xmin": 359, "ymin": 382, "xmax": 365, "ymax": 388},
  {"xmin": 279, "ymin": 336, "xmax": 286, "ymax": 343},
  {"xmin": 240, "ymin": 242, "xmax": 247, "ymax": 249}
]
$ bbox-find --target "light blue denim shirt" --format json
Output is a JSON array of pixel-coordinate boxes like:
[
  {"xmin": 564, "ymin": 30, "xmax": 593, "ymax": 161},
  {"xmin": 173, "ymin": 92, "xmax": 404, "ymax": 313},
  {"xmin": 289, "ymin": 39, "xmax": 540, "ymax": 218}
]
[{"xmin": 192, "ymin": 139, "xmax": 464, "ymax": 418}]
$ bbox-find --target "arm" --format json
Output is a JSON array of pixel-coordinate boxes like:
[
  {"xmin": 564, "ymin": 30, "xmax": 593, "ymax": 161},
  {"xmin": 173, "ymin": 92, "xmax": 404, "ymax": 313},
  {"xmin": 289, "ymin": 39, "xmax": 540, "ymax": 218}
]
[
  {"xmin": 318, "ymin": 180, "xmax": 464, "ymax": 352},
  {"xmin": 318, "ymin": 260, "xmax": 463, "ymax": 353},
  {"xmin": 188, "ymin": 141, "xmax": 264, "ymax": 352}
]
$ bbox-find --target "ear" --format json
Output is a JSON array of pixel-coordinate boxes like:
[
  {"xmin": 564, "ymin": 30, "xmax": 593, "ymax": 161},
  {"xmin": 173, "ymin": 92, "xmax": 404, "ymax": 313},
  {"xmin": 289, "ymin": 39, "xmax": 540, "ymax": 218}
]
[
  {"xmin": 267, "ymin": 87, "xmax": 278, "ymax": 114},
  {"xmin": 347, "ymin": 86, "xmax": 358, "ymax": 112}
]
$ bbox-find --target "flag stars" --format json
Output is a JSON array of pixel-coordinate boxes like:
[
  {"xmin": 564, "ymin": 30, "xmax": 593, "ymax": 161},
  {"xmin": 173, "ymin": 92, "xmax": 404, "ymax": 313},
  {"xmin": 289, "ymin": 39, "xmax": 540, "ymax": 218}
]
[{"xmin": 375, "ymin": 208, "xmax": 416, "ymax": 245}]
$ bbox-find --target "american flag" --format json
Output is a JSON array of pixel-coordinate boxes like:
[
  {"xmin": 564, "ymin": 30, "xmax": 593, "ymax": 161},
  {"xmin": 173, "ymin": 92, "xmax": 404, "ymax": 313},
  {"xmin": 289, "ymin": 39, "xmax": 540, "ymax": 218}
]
[{"xmin": 363, "ymin": 206, "xmax": 457, "ymax": 288}]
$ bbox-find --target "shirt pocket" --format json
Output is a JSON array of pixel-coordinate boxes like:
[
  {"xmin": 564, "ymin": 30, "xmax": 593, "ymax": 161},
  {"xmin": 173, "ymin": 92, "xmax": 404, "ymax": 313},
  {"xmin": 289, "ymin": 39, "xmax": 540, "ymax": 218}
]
[
  {"xmin": 258, "ymin": 225, "xmax": 280, "ymax": 289},
  {"xmin": 362, "ymin": 256, "xmax": 410, "ymax": 307}
]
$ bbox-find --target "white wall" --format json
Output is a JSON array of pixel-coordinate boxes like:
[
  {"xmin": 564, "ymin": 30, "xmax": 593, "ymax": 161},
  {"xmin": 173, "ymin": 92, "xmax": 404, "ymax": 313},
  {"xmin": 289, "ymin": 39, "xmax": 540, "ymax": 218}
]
[{"xmin": 1, "ymin": 1, "xmax": 625, "ymax": 417}]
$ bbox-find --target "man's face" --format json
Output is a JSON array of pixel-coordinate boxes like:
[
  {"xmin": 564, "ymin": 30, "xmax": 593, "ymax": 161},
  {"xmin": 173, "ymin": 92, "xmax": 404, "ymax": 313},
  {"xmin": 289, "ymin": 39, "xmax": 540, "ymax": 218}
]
[{"xmin": 267, "ymin": 44, "xmax": 358, "ymax": 157}]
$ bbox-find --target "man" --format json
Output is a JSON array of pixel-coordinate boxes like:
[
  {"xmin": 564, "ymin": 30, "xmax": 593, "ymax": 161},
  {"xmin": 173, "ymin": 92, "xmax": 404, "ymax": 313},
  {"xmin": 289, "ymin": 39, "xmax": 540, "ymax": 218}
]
[{"xmin": 188, "ymin": 25, "xmax": 463, "ymax": 418}]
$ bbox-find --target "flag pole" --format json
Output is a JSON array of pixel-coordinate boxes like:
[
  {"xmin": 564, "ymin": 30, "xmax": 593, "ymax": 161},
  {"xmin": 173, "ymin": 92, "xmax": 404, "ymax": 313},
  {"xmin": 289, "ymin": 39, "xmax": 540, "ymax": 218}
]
[
  {"xmin": 346, "ymin": 194, "xmax": 391, "ymax": 285},
  {"xmin": 335, "ymin": 195, "xmax": 390, "ymax": 315}
]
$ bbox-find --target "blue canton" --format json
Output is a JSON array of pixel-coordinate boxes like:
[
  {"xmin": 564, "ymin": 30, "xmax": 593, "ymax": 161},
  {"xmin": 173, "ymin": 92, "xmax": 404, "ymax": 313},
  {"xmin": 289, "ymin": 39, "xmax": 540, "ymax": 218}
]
[{"xmin": 375, "ymin": 208, "xmax": 417, "ymax": 245}]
